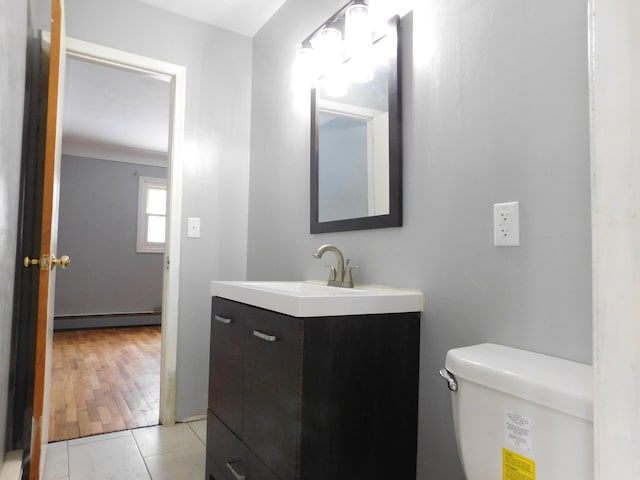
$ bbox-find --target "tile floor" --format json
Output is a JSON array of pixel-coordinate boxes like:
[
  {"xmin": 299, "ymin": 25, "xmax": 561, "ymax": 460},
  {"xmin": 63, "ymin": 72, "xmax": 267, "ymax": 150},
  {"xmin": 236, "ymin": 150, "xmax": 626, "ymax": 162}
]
[{"xmin": 44, "ymin": 420, "xmax": 206, "ymax": 480}]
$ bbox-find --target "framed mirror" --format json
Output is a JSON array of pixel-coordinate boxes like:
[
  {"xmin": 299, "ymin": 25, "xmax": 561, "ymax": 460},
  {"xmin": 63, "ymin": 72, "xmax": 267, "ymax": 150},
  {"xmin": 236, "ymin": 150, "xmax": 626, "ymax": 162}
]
[{"xmin": 309, "ymin": 12, "xmax": 401, "ymax": 234}]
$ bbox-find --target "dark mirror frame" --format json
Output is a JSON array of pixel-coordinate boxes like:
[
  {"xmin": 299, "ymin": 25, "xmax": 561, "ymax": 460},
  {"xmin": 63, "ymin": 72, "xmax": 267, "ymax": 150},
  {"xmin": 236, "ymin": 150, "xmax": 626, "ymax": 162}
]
[{"xmin": 310, "ymin": 15, "xmax": 402, "ymax": 234}]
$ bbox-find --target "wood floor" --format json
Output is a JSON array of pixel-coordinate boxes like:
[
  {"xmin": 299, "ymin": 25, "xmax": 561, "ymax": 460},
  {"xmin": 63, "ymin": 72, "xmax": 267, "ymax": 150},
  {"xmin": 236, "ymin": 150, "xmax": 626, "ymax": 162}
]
[{"xmin": 49, "ymin": 326, "xmax": 161, "ymax": 442}]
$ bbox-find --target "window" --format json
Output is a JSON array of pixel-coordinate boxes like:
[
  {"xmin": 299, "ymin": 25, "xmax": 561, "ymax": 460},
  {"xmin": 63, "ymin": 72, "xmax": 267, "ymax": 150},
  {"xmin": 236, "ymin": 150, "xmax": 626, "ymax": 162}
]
[{"xmin": 137, "ymin": 176, "xmax": 167, "ymax": 253}]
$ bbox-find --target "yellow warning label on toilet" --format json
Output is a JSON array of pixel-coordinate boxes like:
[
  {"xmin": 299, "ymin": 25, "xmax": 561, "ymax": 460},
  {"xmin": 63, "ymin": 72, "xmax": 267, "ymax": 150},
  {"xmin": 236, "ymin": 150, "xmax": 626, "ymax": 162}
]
[{"xmin": 503, "ymin": 448, "xmax": 535, "ymax": 480}]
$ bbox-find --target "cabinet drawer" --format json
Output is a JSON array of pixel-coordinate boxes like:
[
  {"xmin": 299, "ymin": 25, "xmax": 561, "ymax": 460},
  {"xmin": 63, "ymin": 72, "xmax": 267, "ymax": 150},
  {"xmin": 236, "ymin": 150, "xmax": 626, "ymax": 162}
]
[
  {"xmin": 207, "ymin": 410, "xmax": 279, "ymax": 480},
  {"xmin": 210, "ymin": 298, "xmax": 246, "ymax": 436},
  {"xmin": 243, "ymin": 308, "xmax": 303, "ymax": 480},
  {"xmin": 206, "ymin": 453, "xmax": 228, "ymax": 480}
]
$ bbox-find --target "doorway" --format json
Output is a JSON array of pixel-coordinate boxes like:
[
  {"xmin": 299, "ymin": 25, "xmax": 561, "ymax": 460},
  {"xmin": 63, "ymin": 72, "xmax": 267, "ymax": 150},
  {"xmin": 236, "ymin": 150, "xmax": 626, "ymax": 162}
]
[
  {"xmin": 48, "ymin": 55, "xmax": 170, "ymax": 441},
  {"xmin": 46, "ymin": 37, "xmax": 185, "ymax": 442}
]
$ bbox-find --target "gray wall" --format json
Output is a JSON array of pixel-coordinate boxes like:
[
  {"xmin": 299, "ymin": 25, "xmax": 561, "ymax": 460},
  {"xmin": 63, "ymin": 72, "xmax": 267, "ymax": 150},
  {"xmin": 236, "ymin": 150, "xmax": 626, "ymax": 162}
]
[
  {"xmin": 247, "ymin": 1, "xmax": 592, "ymax": 479},
  {"xmin": 32, "ymin": 0, "xmax": 254, "ymax": 419},
  {"xmin": 0, "ymin": 0, "xmax": 27, "ymax": 462},
  {"xmin": 54, "ymin": 155, "xmax": 166, "ymax": 318}
]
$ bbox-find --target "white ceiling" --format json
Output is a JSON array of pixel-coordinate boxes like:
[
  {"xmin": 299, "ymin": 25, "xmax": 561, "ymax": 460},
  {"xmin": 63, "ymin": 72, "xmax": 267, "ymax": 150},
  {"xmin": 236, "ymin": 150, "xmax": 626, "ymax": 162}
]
[
  {"xmin": 62, "ymin": 58, "xmax": 171, "ymax": 161},
  {"xmin": 137, "ymin": 0, "xmax": 288, "ymax": 37}
]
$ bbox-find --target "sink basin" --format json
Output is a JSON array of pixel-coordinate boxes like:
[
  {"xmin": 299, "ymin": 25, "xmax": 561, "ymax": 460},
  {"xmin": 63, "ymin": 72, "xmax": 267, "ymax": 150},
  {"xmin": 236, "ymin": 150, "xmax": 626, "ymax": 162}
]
[{"xmin": 209, "ymin": 281, "xmax": 423, "ymax": 317}]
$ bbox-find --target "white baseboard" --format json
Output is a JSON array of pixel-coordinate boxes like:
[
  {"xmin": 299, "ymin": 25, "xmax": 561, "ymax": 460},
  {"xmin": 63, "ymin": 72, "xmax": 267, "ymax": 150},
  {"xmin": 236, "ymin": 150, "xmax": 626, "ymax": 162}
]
[
  {"xmin": 180, "ymin": 414, "xmax": 207, "ymax": 423},
  {"xmin": 0, "ymin": 451, "xmax": 23, "ymax": 480}
]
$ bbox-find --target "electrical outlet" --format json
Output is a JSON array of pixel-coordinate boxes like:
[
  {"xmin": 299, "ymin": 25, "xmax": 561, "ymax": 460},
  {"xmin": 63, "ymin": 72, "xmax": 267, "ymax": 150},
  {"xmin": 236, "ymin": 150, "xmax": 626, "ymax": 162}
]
[{"xmin": 494, "ymin": 202, "xmax": 519, "ymax": 246}]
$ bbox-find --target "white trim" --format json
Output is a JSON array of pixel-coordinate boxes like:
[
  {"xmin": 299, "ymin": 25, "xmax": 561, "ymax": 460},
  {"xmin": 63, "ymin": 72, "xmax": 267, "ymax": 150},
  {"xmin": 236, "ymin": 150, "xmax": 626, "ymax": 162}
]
[
  {"xmin": 366, "ymin": 122, "xmax": 375, "ymax": 215},
  {"xmin": 64, "ymin": 36, "xmax": 186, "ymax": 426},
  {"xmin": 589, "ymin": 0, "xmax": 640, "ymax": 477},
  {"xmin": 371, "ymin": 111, "xmax": 389, "ymax": 216},
  {"xmin": 318, "ymin": 98, "xmax": 383, "ymax": 120},
  {"xmin": 0, "ymin": 451, "xmax": 22, "ymax": 480}
]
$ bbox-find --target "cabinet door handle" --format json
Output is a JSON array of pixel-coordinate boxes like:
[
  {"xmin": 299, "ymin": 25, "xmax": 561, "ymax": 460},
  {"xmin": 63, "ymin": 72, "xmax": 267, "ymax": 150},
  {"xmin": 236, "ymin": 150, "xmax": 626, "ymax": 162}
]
[
  {"xmin": 226, "ymin": 461, "xmax": 247, "ymax": 480},
  {"xmin": 253, "ymin": 329, "xmax": 277, "ymax": 342},
  {"xmin": 214, "ymin": 314, "xmax": 232, "ymax": 324}
]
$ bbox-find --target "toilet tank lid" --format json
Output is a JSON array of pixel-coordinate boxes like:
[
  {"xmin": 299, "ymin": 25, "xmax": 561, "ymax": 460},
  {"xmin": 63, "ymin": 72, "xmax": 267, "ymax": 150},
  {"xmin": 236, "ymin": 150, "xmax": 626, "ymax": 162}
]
[{"xmin": 445, "ymin": 343, "xmax": 593, "ymax": 421}]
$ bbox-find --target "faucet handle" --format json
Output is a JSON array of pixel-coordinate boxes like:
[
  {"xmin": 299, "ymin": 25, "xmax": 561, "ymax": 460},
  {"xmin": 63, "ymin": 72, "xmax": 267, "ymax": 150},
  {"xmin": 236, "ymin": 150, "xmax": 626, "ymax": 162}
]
[
  {"xmin": 324, "ymin": 265, "xmax": 337, "ymax": 281},
  {"xmin": 344, "ymin": 259, "xmax": 359, "ymax": 285}
]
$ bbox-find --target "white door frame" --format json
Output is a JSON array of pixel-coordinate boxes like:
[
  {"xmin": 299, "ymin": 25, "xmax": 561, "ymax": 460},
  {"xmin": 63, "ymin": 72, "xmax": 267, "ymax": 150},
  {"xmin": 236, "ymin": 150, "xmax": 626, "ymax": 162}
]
[
  {"xmin": 589, "ymin": 0, "xmax": 640, "ymax": 477},
  {"xmin": 64, "ymin": 36, "xmax": 185, "ymax": 426}
]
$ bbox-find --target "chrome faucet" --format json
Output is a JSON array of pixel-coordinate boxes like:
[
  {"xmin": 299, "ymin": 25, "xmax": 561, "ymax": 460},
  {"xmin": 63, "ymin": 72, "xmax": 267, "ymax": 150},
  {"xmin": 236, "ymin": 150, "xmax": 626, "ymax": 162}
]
[{"xmin": 312, "ymin": 244, "xmax": 358, "ymax": 288}]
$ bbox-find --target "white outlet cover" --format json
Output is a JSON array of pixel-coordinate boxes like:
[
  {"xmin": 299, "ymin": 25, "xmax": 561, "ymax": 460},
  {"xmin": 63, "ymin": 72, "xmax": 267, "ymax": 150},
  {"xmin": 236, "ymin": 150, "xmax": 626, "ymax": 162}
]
[{"xmin": 494, "ymin": 202, "xmax": 520, "ymax": 246}]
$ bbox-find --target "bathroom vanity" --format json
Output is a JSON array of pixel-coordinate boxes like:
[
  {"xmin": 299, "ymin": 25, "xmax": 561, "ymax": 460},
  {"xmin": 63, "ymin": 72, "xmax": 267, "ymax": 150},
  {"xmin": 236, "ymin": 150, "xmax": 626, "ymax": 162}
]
[{"xmin": 206, "ymin": 281, "xmax": 422, "ymax": 480}]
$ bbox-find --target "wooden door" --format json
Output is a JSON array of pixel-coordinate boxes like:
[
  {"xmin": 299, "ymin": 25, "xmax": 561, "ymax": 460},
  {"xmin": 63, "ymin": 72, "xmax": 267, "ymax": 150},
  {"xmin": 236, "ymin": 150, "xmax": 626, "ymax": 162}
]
[{"xmin": 28, "ymin": 1, "xmax": 66, "ymax": 478}]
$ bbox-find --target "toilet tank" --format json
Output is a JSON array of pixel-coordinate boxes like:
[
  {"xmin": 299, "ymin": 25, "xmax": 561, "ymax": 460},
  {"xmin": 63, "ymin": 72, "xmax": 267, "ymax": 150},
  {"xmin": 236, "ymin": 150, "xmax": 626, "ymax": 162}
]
[{"xmin": 444, "ymin": 343, "xmax": 593, "ymax": 480}]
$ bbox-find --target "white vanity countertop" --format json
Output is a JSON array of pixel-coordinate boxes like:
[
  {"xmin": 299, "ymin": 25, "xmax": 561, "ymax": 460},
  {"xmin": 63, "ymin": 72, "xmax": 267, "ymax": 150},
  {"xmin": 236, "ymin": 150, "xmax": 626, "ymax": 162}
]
[{"xmin": 209, "ymin": 280, "xmax": 424, "ymax": 318}]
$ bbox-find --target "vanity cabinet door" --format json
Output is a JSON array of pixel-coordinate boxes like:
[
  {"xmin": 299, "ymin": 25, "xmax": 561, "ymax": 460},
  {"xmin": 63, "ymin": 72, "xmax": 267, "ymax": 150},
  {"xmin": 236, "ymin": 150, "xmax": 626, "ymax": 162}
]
[
  {"xmin": 243, "ymin": 308, "xmax": 303, "ymax": 480},
  {"xmin": 210, "ymin": 298, "xmax": 246, "ymax": 436}
]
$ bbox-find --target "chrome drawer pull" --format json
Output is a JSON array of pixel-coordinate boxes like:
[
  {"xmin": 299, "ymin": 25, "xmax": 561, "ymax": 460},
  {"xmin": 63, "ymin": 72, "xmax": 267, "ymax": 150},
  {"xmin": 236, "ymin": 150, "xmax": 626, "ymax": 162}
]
[
  {"xmin": 253, "ymin": 329, "xmax": 277, "ymax": 342},
  {"xmin": 214, "ymin": 314, "xmax": 232, "ymax": 324},
  {"xmin": 226, "ymin": 461, "xmax": 246, "ymax": 480}
]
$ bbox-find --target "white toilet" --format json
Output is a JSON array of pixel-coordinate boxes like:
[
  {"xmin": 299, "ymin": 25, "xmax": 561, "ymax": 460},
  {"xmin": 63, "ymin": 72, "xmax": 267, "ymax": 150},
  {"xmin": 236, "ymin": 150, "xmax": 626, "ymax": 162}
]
[{"xmin": 440, "ymin": 343, "xmax": 593, "ymax": 480}]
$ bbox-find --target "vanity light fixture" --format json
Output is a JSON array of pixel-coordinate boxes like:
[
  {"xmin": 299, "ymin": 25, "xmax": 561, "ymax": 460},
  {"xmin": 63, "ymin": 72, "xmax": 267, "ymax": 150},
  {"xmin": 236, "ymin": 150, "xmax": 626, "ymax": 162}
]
[
  {"xmin": 345, "ymin": 1, "xmax": 371, "ymax": 51},
  {"xmin": 345, "ymin": 1, "xmax": 374, "ymax": 82},
  {"xmin": 295, "ymin": 0, "xmax": 374, "ymax": 96},
  {"xmin": 295, "ymin": 41, "xmax": 318, "ymax": 88},
  {"xmin": 314, "ymin": 27, "xmax": 344, "ymax": 76}
]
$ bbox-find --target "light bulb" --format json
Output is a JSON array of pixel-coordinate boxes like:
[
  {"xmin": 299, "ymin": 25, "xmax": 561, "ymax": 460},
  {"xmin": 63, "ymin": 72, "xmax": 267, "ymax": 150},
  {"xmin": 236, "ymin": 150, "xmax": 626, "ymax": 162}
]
[
  {"xmin": 313, "ymin": 27, "xmax": 343, "ymax": 77},
  {"xmin": 346, "ymin": 3, "xmax": 372, "ymax": 56},
  {"xmin": 345, "ymin": 2, "xmax": 374, "ymax": 83},
  {"xmin": 294, "ymin": 44, "xmax": 318, "ymax": 89}
]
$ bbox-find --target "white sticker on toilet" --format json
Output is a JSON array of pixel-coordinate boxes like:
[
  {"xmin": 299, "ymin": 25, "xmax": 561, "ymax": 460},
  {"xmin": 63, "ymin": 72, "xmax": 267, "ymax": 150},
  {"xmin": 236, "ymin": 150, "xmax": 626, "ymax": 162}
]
[{"xmin": 504, "ymin": 411, "xmax": 532, "ymax": 452}]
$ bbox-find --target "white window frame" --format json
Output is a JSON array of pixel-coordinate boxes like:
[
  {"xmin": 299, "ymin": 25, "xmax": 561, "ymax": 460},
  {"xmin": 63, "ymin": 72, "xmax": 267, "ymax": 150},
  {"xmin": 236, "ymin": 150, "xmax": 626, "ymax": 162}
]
[{"xmin": 137, "ymin": 176, "xmax": 167, "ymax": 253}]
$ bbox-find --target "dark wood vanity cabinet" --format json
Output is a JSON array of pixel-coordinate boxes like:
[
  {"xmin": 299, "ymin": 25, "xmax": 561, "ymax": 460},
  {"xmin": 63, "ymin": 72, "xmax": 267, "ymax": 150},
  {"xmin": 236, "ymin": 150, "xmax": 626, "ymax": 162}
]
[{"xmin": 206, "ymin": 296, "xmax": 420, "ymax": 480}]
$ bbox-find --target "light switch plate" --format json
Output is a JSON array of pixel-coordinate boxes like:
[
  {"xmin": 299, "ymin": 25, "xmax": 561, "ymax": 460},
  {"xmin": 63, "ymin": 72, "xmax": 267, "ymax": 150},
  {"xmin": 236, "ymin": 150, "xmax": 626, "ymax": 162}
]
[
  {"xmin": 494, "ymin": 202, "xmax": 519, "ymax": 246},
  {"xmin": 187, "ymin": 217, "xmax": 201, "ymax": 238}
]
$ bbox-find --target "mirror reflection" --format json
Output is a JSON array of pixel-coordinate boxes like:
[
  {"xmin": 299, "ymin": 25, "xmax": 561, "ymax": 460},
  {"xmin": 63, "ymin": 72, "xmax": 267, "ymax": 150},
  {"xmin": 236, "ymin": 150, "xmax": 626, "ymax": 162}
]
[
  {"xmin": 317, "ymin": 61, "xmax": 390, "ymax": 223},
  {"xmin": 298, "ymin": 3, "xmax": 402, "ymax": 233}
]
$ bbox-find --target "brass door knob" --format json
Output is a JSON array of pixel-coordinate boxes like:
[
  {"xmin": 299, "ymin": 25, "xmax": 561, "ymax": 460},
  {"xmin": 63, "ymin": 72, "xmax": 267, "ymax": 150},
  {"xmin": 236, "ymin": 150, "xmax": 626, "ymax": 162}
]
[
  {"xmin": 51, "ymin": 254, "xmax": 71, "ymax": 270},
  {"xmin": 23, "ymin": 256, "xmax": 40, "ymax": 268},
  {"xmin": 23, "ymin": 253, "xmax": 70, "ymax": 270}
]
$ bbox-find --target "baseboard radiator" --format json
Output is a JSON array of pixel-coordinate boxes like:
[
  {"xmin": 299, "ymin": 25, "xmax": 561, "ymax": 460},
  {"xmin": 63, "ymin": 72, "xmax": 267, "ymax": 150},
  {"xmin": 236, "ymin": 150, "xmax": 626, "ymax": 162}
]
[{"xmin": 54, "ymin": 311, "xmax": 161, "ymax": 330}]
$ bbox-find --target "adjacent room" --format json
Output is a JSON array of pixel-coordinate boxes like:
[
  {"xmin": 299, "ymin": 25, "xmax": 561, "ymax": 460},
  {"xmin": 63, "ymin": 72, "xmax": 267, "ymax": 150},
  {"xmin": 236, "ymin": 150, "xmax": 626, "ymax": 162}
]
[{"xmin": 47, "ymin": 57, "xmax": 170, "ymax": 442}]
